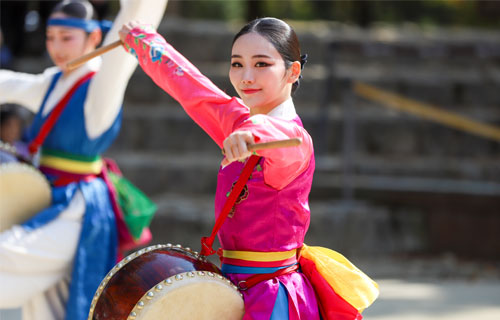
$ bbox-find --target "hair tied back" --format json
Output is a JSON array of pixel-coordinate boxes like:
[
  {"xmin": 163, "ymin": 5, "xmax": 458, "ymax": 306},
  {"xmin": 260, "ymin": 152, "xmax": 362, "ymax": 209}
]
[{"xmin": 300, "ymin": 54, "xmax": 308, "ymax": 70}]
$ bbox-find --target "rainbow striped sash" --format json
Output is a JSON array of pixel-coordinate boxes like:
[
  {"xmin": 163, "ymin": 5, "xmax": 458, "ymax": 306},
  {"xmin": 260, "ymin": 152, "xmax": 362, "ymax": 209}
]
[
  {"xmin": 222, "ymin": 248, "xmax": 298, "ymax": 268},
  {"xmin": 39, "ymin": 148, "xmax": 103, "ymax": 183}
]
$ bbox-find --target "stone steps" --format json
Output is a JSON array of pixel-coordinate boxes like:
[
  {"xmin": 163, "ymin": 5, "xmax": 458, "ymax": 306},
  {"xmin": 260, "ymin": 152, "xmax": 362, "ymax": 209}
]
[
  {"xmin": 111, "ymin": 106, "xmax": 500, "ymax": 158},
  {"xmin": 10, "ymin": 17, "xmax": 500, "ymax": 260},
  {"xmin": 145, "ymin": 191, "xmax": 499, "ymax": 260},
  {"xmin": 105, "ymin": 151, "xmax": 500, "ymax": 197},
  {"xmin": 123, "ymin": 60, "xmax": 500, "ymax": 110},
  {"xmin": 148, "ymin": 193, "xmax": 410, "ymax": 258}
]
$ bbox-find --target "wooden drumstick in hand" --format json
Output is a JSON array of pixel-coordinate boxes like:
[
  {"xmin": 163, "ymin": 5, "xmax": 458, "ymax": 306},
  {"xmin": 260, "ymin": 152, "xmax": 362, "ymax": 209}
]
[
  {"xmin": 247, "ymin": 137, "xmax": 302, "ymax": 152},
  {"xmin": 66, "ymin": 40, "xmax": 123, "ymax": 71},
  {"xmin": 222, "ymin": 137, "xmax": 302, "ymax": 155}
]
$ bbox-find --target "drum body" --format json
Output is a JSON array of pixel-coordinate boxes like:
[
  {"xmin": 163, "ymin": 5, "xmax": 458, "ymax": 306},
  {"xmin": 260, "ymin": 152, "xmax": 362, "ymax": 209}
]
[
  {"xmin": 0, "ymin": 162, "xmax": 51, "ymax": 231},
  {"xmin": 89, "ymin": 244, "xmax": 245, "ymax": 320}
]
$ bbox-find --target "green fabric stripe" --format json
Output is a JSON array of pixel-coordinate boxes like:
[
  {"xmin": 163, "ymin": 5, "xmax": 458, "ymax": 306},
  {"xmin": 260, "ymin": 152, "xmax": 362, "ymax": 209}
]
[{"xmin": 41, "ymin": 148, "xmax": 100, "ymax": 162}]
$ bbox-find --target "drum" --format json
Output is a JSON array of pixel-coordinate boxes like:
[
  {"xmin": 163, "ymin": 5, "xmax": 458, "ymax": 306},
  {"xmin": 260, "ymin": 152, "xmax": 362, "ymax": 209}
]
[
  {"xmin": 88, "ymin": 243, "xmax": 245, "ymax": 320},
  {"xmin": 0, "ymin": 161, "xmax": 51, "ymax": 232}
]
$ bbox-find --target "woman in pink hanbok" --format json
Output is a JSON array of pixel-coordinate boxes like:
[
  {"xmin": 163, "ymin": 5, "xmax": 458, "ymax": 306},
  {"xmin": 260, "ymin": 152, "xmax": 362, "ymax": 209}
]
[{"xmin": 119, "ymin": 18, "xmax": 369, "ymax": 320}]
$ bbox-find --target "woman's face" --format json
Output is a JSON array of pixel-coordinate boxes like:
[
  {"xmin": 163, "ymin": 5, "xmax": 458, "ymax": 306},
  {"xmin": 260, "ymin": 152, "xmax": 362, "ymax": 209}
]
[
  {"xmin": 230, "ymin": 32, "xmax": 299, "ymax": 115},
  {"xmin": 46, "ymin": 13, "xmax": 99, "ymax": 73}
]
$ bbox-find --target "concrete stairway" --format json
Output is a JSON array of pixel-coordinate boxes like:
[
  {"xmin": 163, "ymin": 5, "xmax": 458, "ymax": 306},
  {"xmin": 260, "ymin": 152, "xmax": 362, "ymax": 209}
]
[{"xmin": 11, "ymin": 17, "xmax": 500, "ymax": 260}]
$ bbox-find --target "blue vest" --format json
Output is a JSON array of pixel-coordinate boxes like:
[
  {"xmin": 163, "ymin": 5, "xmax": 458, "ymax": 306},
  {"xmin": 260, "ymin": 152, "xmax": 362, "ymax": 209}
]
[{"xmin": 24, "ymin": 71, "xmax": 120, "ymax": 320}]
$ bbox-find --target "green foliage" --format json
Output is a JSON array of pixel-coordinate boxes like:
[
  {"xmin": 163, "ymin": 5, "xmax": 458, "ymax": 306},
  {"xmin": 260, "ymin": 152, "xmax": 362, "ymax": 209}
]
[{"xmin": 169, "ymin": 0, "xmax": 500, "ymax": 29}]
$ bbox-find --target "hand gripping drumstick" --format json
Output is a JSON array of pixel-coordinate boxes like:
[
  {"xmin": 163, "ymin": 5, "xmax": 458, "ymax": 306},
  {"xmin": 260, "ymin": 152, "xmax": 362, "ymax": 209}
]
[
  {"xmin": 66, "ymin": 40, "xmax": 123, "ymax": 71},
  {"xmin": 223, "ymin": 137, "xmax": 302, "ymax": 155}
]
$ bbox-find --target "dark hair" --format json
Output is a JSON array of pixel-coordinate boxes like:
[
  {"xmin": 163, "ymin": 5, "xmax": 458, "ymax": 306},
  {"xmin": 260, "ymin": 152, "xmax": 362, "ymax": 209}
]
[
  {"xmin": 233, "ymin": 17, "xmax": 307, "ymax": 93},
  {"xmin": 51, "ymin": 0, "xmax": 96, "ymax": 21},
  {"xmin": 0, "ymin": 104, "xmax": 22, "ymax": 126}
]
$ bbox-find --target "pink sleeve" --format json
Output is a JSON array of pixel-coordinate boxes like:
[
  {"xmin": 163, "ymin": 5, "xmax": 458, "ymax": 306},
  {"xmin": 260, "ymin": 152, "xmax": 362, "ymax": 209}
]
[
  {"xmin": 124, "ymin": 25, "xmax": 249, "ymax": 148},
  {"xmin": 235, "ymin": 115, "xmax": 314, "ymax": 190}
]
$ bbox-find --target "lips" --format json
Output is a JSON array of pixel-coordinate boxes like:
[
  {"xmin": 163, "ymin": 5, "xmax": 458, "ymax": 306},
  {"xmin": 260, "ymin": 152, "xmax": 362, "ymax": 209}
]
[{"xmin": 241, "ymin": 89, "xmax": 261, "ymax": 94}]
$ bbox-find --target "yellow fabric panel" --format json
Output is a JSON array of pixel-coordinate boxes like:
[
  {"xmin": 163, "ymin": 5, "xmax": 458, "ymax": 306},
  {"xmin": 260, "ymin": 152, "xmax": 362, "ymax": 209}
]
[
  {"xmin": 300, "ymin": 244, "xmax": 379, "ymax": 312},
  {"xmin": 223, "ymin": 249, "xmax": 297, "ymax": 262},
  {"xmin": 40, "ymin": 155, "xmax": 103, "ymax": 174}
]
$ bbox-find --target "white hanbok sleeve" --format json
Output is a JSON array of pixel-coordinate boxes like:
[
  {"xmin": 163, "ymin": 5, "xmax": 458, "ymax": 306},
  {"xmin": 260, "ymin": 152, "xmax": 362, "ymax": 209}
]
[
  {"xmin": 0, "ymin": 67, "xmax": 58, "ymax": 113},
  {"xmin": 0, "ymin": 191, "xmax": 84, "ymax": 308},
  {"xmin": 84, "ymin": 0, "xmax": 168, "ymax": 139}
]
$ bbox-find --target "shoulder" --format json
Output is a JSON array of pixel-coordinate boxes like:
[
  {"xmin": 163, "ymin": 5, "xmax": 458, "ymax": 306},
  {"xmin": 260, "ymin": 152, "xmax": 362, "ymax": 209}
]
[{"xmin": 42, "ymin": 66, "xmax": 61, "ymax": 79}]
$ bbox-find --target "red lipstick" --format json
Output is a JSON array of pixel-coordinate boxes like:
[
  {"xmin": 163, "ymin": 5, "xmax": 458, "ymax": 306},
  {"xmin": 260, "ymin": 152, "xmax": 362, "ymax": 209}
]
[{"xmin": 242, "ymin": 89, "xmax": 261, "ymax": 94}]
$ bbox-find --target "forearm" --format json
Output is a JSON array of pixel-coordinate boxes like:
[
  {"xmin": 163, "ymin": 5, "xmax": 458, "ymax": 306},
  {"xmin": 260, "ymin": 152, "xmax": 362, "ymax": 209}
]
[
  {"xmin": 124, "ymin": 26, "xmax": 249, "ymax": 148},
  {"xmin": 85, "ymin": 0, "xmax": 168, "ymax": 139},
  {"xmin": 0, "ymin": 69, "xmax": 55, "ymax": 113}
]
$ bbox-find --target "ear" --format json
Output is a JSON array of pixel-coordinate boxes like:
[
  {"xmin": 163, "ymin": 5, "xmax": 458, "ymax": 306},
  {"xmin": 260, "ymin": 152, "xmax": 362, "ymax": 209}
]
[
  {"xmin": 287, "ymin": 61, "xmax": 302, "ymax": 84},
  {"xmin": 87, "ymin": 29, "xmax": 102, "ymax": 48}
]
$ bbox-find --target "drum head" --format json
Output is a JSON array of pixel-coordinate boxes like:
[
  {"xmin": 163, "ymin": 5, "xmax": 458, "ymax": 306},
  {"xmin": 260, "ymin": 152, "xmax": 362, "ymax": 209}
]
[
  {"xmin": 131, "ymin": 271, "xmax": 245, "ymax": 320},
  {"xmin": 0, "ymin": 163, "xmax": 51, "ymax": 231}
]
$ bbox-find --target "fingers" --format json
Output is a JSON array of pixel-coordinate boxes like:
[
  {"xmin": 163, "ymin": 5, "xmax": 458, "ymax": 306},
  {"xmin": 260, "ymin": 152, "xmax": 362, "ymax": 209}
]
[
  {"xmin": 118, "ymin": 21, "xmax": 142, "ymax": 43},
  {"xmin": 222, "ymin": 131, "xmax": 255, "ymax": 165},
  {"xmin": 118, "ymin": 24, "xmax": 130, "ymax": 43},
  {"xmin": 221, "ymin": 157, "xmax": 230, "ymax": 167}
]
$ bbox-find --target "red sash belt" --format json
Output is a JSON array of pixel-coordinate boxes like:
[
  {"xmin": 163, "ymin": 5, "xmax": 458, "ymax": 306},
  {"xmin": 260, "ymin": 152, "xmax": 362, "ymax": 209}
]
[{"xmin": 237, "ymin": 264, "xmax": 299, "ymax": 290}]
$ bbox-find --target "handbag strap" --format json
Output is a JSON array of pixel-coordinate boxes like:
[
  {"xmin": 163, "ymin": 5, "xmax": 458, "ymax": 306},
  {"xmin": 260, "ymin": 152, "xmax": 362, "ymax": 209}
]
[
  {"xmin": 28, "ymin": 71, "xmax": 96, "ymax": 155},
  {"xmin": 200, "ymin": 155, "xmax": 261, "ymax": 256}
]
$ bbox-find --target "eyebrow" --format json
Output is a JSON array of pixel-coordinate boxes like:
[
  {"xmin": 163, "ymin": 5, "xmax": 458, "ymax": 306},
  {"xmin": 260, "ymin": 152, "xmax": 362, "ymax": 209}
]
[{"xmin": 231, "ymin": 54, "xmax": 273, "ymax": 59}]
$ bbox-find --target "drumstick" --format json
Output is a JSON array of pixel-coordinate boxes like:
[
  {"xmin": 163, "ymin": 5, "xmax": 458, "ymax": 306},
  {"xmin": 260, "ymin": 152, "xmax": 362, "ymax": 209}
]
[
  {"xmin": 223, "ymin": 137, "xmax": 302, "ymax": 155},
  {"xmin": 248, "ymin": 137, "xmax": 302, "ymax": 152},
  {"xmin": 66, "ymin": 40, "xmax": 123, "ymax": 70}
]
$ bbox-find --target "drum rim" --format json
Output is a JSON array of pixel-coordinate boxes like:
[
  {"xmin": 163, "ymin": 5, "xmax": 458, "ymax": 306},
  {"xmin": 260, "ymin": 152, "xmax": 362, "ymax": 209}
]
[
  {"xmin": 0, "ymin": 161, "xmax": 49, "ymax": 184},
  {"xmin": 88, "ymin": 243, "xmax": 209, "ymax": 319},
  {"xmin": 127, "ymin": 270, "xmax": 243, "ymax": 319}
]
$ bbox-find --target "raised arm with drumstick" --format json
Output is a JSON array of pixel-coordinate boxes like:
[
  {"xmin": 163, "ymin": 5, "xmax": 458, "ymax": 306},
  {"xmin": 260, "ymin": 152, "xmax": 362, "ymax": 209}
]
[{"xmin": 0, "ymin": 1, "xmax": 167, "ymax": 320}]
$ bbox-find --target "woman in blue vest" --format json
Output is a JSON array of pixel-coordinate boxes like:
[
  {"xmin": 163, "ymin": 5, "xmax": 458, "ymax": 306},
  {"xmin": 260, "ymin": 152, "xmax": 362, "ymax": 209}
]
[{"xmin": 0, "ymin": 1, "xmax": 167, "ymax": 319}]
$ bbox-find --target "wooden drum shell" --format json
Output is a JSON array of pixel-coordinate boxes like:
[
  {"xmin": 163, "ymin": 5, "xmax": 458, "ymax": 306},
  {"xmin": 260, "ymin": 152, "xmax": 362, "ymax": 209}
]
[{"xmin": 89, "ymin": 244, "xmax": 244, "ymax": 320}]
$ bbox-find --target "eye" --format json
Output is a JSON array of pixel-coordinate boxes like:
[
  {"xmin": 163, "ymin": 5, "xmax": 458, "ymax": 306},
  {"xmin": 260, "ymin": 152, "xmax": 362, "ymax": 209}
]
[
  {"xmin": 46, "ymin": 35, "xmax": 54, "ymax": 41},
  {"xmin": 62, "ymin": 36, "xmax": 73, "ymax": 42},
  {"xmin": 255, "ymin": 61, "xmax": 270, "ymax": 67},
  {"xmin": 231, "ymin": 62, "xmax": 242, "ymax": 68}
]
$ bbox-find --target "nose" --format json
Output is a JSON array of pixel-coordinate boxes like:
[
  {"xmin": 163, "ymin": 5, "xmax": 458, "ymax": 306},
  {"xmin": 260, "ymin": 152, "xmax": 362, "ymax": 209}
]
[{"xmin": 241, "ymin": 68, "xmax": 254, "ymax": 85}]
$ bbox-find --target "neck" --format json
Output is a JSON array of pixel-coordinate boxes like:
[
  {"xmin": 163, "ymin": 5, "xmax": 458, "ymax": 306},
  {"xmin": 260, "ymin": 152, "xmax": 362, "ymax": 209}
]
[{"xmin": 250, "ymin": 97, "xmax": 291, "ymax": 116}]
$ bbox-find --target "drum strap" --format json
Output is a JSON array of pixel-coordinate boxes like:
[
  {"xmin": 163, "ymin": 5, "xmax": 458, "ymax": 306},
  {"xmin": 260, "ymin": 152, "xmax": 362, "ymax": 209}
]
[
  {"xmin": 237, "ymin": 264, "xmax": 299, "ymax": 291},
  {"xmin": 200, "ymin": 155, "xmax": 261, "ymax": 256},
  {"xmin": 28, "ymin": 71, "xmax": 96, "ymax": 155}
]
